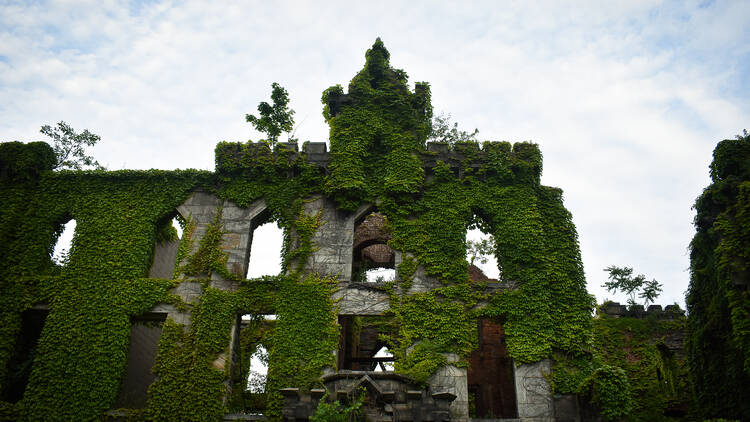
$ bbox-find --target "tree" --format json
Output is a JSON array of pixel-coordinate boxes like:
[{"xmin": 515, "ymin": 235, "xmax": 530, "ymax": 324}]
[
  {"xmin": 427, "ymin": 112, "xmax": 479, "ymax": 145},
  {"xmin": 246, "ymin": 82, "xmax": 296, "ymax": 145},
  {"xmin": 466, "ymin": 237, "xmax": 494, "ymax": 266},
  {"xmin": 602, "ymin": 265, "xmax": 662, "ymax": 307},
  {"xmin": 40, "ymin": 121, "xmax": 103, "ymax": 170}
]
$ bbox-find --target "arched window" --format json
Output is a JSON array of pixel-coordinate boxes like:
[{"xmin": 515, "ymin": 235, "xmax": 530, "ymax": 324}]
[{"xmin": 352, "ymin": 212, "xmax": 395, "ymax": 283}]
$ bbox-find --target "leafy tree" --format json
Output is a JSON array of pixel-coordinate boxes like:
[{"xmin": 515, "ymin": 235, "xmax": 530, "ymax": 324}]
[
  {"xmin": 40, "ymin": 121, "xmax": 103, "ymax": 170},
  {"xmin": 602, "ymin": 265, "xmax": 662, "ymax": 307},
  {"xmin": 428, "ymin": 112, "xmax": 479, "ymax": 145},
  {"xmin": 246, "ymin": 82, "xmax": 296, "ymax": 145},
  {"xmin": 466, "ymin": 237, "xmax": 494, "ymax": 266}
]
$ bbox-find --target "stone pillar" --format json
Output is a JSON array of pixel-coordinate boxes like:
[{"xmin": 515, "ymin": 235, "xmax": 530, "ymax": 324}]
[
  {"xmin": 174, "ymin": 191, "xmax": 268, "ymax": 399},
  {"xmin": 427, "ymin": 353, "xmax": 469, "ymax": 422},
  {"xmin": 299, "ymin": 195, "xmax": 355, "ymax": 281},
  {"xmin": 514, "ymin": 359, "xmax": 554, "ymax": 422},
  {"xmin": 177, "ymin": 191, "xmax": 267, "ymax": 289}
]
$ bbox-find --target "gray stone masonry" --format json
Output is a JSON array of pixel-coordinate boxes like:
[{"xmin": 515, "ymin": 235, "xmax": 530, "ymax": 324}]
[
  {"xmin": 152, "ymin": 189, "xmax": 562, "ymax": 422},
  {"xmin": 176, "ymin": 191, "xmax": 268, "ymax": 289},
  {"xmin": 149, "ymin": 239, "xmax": 179, "ymax": 279},
  {"xmin": 514, "ymin": 360, "xmax": 554, "ymax": 422},
  {"xmin": 428, "ymin": 353, "xmax": 469, "ymax": 422},
  {"xmin": 300, "ymin": 195, "xmax": 355, "ymax": 281},
  {"xmin": 597, "ymin": 302, "xmax": 685, "ymax": 319},
  {"xmin": 333, "ymin": 283, "xmax": 390, "ymax": 315},
  {"xmin": 170, "ymin": 192, "xmax": 270, "ymax": 394}
]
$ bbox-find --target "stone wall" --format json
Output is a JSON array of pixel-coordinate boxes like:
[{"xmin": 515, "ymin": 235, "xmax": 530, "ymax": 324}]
[{"xmin": 514, "ymin": 360, "xmax": 554, "ymax": 422}]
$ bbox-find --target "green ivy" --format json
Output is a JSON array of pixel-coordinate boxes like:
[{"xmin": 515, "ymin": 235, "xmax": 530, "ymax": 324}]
[
  {"xmin": 583, "ymin": 314, "xmax": 695, "ymax": 421},
  {"xmin": 686, "ymin": 134, "xmax": 750, "ymax": 420},
  {"xmin": 578, "ymin": 365, "xmax": 633, "ymax": 421},
  {"xmin": 1, "ymin": 39, "xmax": 597, "ymax": 422}
]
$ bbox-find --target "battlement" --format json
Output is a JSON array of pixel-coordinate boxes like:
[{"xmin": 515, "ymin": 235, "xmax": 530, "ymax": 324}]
[
  {"xmin": 597, "ymin": 302, "xmax": 685, "ymax": 319},
  {"xmin": 215, "ymin": 140, "xmax": 543, "ymax": 183}
]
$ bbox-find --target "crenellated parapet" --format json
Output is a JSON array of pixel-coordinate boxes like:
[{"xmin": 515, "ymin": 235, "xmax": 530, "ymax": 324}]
[
  {"xmin": 597, "ymin": 302, "xmax": 685, "ymax": 319},
  {"xmin": 215, "ymin": 140, "xmax": 542, "ymax": 184}
]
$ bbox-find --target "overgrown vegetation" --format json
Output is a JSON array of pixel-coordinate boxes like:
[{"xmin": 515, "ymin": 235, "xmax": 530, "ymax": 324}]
[
  {"xmin": 246, "ymin": 83, "xmax": 296, "ymax": 145},
  {"xmin": 41, "ymin": 121, "xmax": 104, "ymax": 170},
  {"xmin": 686, "ymin": 130, "xmax": 750, "ymax": 420},
  {"xmin": 602, "ymin": 265, "xmax": 663, "ymax": 307},
  {"xmin": 0, "ymin": 39, "xmax": 599, "ymax": 421},
  {"xmin": 588, "ymin": 313, "xmax": 694, "ymax": 421}
]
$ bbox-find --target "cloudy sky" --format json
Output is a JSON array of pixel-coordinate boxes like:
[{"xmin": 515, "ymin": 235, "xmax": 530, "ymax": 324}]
[{"xmin": 3, "ymin": 0, "xmax": 749, "ymax": 308}]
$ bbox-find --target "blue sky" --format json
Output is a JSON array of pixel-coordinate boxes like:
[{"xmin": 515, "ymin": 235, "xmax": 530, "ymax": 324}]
[{"xmin": 2, "ymin": 0, "xmax": 749, "ymax": 308}]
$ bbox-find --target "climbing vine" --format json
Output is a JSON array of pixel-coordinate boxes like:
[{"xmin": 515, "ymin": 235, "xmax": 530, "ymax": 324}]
[
  {"xmin": 686, "ymin": 133, "xmax": 750, "ymax": 420},
  {"xmin": 1, "ymin": 39, "xmax": 597, "ymax": 422}
]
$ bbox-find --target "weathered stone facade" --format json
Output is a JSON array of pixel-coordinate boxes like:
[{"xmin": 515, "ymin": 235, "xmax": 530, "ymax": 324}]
[
  {"xmin": 139, "ymin": 142, "xmax": 564, "ymax": 421},
  {"xmin": 1, "ymin": 41, "xmax": 593, "ymax": 422}
]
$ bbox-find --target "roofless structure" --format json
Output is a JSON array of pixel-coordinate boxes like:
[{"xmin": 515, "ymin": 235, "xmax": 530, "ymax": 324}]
[{"xmin": 0, "ymin": 40, "xmax": 594, "ymax": 421}]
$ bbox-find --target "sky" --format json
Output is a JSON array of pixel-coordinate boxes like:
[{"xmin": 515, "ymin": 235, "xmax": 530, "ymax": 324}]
[{"xmin": 4, "ymin": 0, "xmax": 750, "ymax": 309}]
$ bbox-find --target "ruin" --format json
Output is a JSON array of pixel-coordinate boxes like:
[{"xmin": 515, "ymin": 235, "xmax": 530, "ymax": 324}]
[{"xmin": 1, "ymin": 40, "xmax": 598, "ymax": 421}]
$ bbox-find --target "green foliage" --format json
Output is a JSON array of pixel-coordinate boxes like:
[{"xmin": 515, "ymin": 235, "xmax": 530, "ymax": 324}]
[
  {"xmin": 309, "ymin": 390, "xmax": 364, "ymax": 422},
  {"xmin": 428, "ymin": 112, "xmax": 479, "ymax": 145},
  {"xmin": 579, "ymin": 365, "xmax": 633, "ymax": 421},
  {"xmin": 0, "ymin": 40, "xmax": 596, "ymax": 422},
  {"xmin": 40, "ymin": 121, "xmax": 103, "ymax": 170},
  {"xmin": 0, "ymin": 142, "xmax": 56, "ymax": 181},
  {"xmin": 322, "ymin": 38, "xmax": 431, "ymax": 211},
  {"xmin": 264, "ymin": 274, "xmax": 340, "ymax": 419},
  {"xmin": 246, "ymin": 83, "xmax": 296, "ymax": 145},
  {"xmin": 177, "ymin": 208, "xmax": 232, "ymax": 280},
  {"xmin": 687, "ymin": 132, "xmax": 750, "ymax": 420},
  {"xmin": 466, "ymin": 237, "xmax": 494, "ymax": 266},
  {"xmin": 588, "ymin": 314, "xmax": 694, "ymax": 421},
  {"xmin": 602, "ymin": 265, "xmax": 663, "ymax": 307},
  {"xmin": 0, "ymin": 167, "xmax": 209, "ymax": 420}
]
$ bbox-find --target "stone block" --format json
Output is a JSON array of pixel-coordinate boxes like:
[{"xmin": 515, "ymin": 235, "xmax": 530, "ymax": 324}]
[
  {"xmin": 427, "ymin": 142, "xmax": 449, "ymax": 153},
  {"xmin": 276, "ymin": 142, "xmax": 298, "ymax": 152},
  {"xmin": 222, "ymin": 220, "xmax": 252, "ymax": 233},
  {"xmin": 517, "ymin": 402, "xmax": 553, "ymax": 418},
  {"xmin": 334, "ymin": 285, "xmax": 390, "ymax": 315},
  {"xmin": 303, "ymin": 142, "xmax": 327, "ymax": 153},
  {"xmin": 173, "ymin": 281, "xmax": 202, "ymax": 304},
  {"xmin": 553, "ymin": 394, "xmax": 579, "ymax": 422}
]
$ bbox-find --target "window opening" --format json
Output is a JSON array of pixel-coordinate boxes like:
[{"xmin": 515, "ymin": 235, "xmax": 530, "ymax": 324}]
[
  {"xmin": 365, "ymin": 267, "xmax": 396, "ymax": 283},
  {"xmin": 172, "ymin": 217, "xmax": 183, "ymax": 239},
  {"xmin": 2, "ymin": 308, "xmax": 49, "ymax": 403},
  {"xmin": 466, "ymin": 214, "xmax": 500, "ymax": 281},
  {"xmin": 114, "ymin": 313, "xmax": 166, "ymax": 409},
  {"xmin": 150, "ymin": 214, "xmax": 183, "ymax": 278},
  {"xmin": 52, "ymin": 219, "xmax": 76, "ymax": 265},
  {"xmin": 246, "ymin": 221, "xmax": 283, "ymax": 279},
  {"xmin": 338, "ymin": 315, "xmax": 396, "ymax": 371},
  {"xmin": 372, "ymin": 347, "xmax": 394, "ymax": 372},
  {"xmin": 232, "ymin": 314, "xmax": 275, "ymax": 414},
  {"xmin": 247, "ymin": 345, "xmax": 268, "ymax": 393},
  {"xmin": 352, "ymin": 212, "xmax": 395, "ymax": 283}
]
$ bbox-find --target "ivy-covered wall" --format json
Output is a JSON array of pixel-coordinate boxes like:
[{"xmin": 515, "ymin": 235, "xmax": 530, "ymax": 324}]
[
  {"xmin": 0, "ymin": 143, "xmax": 211, "ymax": 420},
  {"xmin": 686, "ymin": 133, "xmax": 750, "ymax": 420},
  {"xmin": 586, "ymin": 306, "xmax": 694, "ymax": 422},
  {"xmin": 1, "ymin": 40, "xmax": 595, "ymax": 421}
]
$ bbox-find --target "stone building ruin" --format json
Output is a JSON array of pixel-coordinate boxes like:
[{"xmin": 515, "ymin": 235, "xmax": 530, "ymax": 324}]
[{"xmin": 0, "ymin": 40, "xmax": 596, "ymax": 422}]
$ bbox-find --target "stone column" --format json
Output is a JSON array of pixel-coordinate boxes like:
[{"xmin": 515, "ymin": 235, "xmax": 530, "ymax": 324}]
[
  {"xmin": 298, "ymin": 195, "xmax": 356, "ymax": 280},
  {"xmin": 514, "ymin": 359, "xmax": 554, "ymax": 422},
  {"xmin": 427, "ymin": 353, "xmax": 469, "ymax": 422}
]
